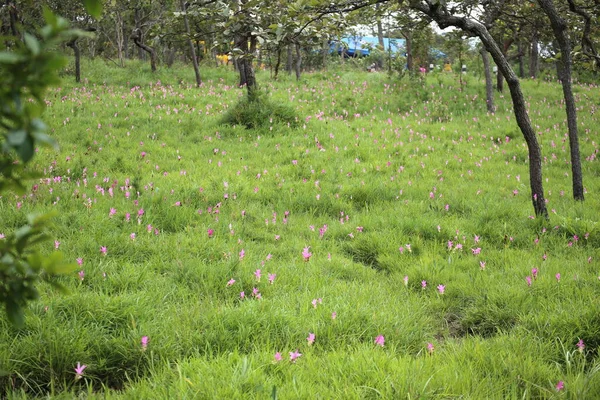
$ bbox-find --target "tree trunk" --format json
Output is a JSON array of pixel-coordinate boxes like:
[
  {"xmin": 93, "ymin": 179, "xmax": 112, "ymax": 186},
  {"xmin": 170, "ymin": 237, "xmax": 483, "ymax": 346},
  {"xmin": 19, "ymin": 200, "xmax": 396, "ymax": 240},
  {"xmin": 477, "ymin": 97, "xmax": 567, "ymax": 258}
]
[
  {"xmin": 135, "ymin": 8, "xmax": 144, "ymax": 60},
  {"xmin": 322, "ymin": 39, "xmax": 329, "ymax": 69},
  {"xmin": 403, "ymin": 31, "xmax": 413, "ymax": 72},
  {"xmin": 294, "ymin": 42, "xmax": 302, "ymax": 80},
  {"xmin": 67, "ymin": 38, "xmax": 81, "ymax": 83},
  {"xmin": 537, "ymin": 0, "xmax": 584, "ymax": 200},
  {"xmin": 480, "ymin": 48, "xmax": 495, "ymax": 113},
  {"xmin": 529, "ymin": 29, "xmax": 539, "ymax": 78},
  {"xmin": 286, "ymin": 44, "xmax": 293, "ymax": 74},
  {"xmin": 411, "ymin": 1, "xmax": 548, "ymax": 217},
  {"xmin": 180, "ymin": 0, "xmax": 202, "ymax": 86},
  {"xmin": 274, "ymin": 47, "xmax": 282, "ymax": 79},
  {"xmin": 7, "ymin": 0, "xmax": 18, "ymax": 38},
  {"xmin": 517, "ymin": 41, "xmax": 525, "ymax": 78},
  {"xmin": 115, "ymin": 10, "xmax": 124, "ymax": 67},
  {"xmin": 132, "ymin": 28, "xmax": 157, "ymax": 72},
  {"xmin": 376, "ymin": 3, "xmax": 384, "ymax": 48}
]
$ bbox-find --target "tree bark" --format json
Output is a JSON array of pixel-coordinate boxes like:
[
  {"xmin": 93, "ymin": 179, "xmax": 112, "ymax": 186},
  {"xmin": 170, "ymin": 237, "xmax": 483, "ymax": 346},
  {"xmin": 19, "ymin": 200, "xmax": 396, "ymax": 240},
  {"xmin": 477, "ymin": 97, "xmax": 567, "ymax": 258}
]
[
  {"xmin": 529, "ymin": 28, "xmax": 539, "ymax": 78},
  {"xmin": 115, "ymin": 10, "xmax": 124, "ymax": 67},
  {"xmin": 286, "ymin": 44, "xmax": 293, "ymax": 73},
  {"xmin": 132, "ymin": 28, "xmax": 157, "ymax": 72},
  {"xmin": 403, "ymin": 30, "xmax": 413, "ymax": 71},
  {"xmin": 537, "ymin": 0, "xmax": 584, "ymax": 200},
  {"xmin": 321, "ymin": 38, "xmax": 329, "ymax": 69},
  {"xmin": 180, "ymin": 0, "xmax": 202, "ymax": 86},
  {"xmin": 67, "ymin": 38, "xmax": 81, "ymax": 83},
  {"xmin": 376, "ymin": 3, "xmax": 384, "ymax": 48},
  {"xmin": 480, "ymin": 48, "xmax": 495, "ymax": 113},
  {"xmin": 294, "ymin": 42, "xmax": 302, "ymax": 80},
  {"xmin": 134, "ymin": 8, "xmax": 144, "ymax": 60},
  {"xmin": 517, "ymin": 41, "xmax": 525, "ymax": 78},
  {"xmin": 274, "ymin": 47, "xmax": 282, "ymax": 79},
  {"xmin": 410, "ymin": 0, "xmax": 548, "ymax": 217}
]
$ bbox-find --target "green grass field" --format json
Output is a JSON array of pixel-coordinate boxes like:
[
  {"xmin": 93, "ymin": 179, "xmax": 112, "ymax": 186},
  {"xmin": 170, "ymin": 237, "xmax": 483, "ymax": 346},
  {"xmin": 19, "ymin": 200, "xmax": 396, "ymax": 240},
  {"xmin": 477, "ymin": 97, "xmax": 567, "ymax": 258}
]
[{"xmin": 1, "ymin": 59, "xmax": 600, "ymax": 399}]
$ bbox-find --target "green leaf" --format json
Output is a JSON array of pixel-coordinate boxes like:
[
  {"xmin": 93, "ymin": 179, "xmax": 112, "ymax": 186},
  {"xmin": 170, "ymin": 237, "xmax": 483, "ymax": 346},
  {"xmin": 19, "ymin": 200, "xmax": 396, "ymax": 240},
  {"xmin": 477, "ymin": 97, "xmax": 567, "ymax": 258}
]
[
  {"xmin": 24, "ymin": 33, "xmax": 41, "ymax": 56},
  {"xmin": 16, "ymin": 136, "xmax": 35, "ymax": 163},
  {"xmin": 0, "ymin": 52, "xmax": 25, "ymax": 64},
  {"xmin": 82, "ymin": 0, "xmax": 103, "ymax": 18},
  {"xmin": 7, "ymin": 130, "xmax": 27, "ymax": 146}
]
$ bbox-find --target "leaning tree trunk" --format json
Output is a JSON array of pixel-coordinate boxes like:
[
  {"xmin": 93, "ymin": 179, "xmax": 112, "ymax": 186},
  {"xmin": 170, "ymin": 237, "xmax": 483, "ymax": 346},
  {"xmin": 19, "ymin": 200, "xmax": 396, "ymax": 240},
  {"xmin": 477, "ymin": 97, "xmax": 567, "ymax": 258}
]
[
  {"xmin": 480, "ymin": 48, "xmax": 495, "ymax": 113},
  {"xmin": 67, "ymin": 38, "xmax": 81, "ymax": 83},
  {"xmin": 180, "ymin": 0, "xmax": 202, "ymax": 86},
  {"xmin": 411, "ymin": 0, "xmax": 548, "ymax": 217},
  {"xmin": 537, "ymin": 0, "xmax": 584, "ymax": 200},
  {"xmin": 294, "ymin": 43, "xmax": 302, "ymax": 81},
  {"xmin": 132, "ymin": 28, "xmax": 157, "ymax": 72}
]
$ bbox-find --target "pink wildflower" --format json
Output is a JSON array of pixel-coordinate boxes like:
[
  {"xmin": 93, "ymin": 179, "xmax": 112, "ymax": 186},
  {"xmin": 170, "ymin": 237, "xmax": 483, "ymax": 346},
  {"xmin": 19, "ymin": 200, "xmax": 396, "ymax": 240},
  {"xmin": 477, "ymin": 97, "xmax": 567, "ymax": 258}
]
[
  {"xmin": 141, "ymin": 336, "xmax": 149, "ymax": 351},
  {"xmin": 74, "ymin": 362, "xmax": 87, "ymax": 380},
  {"xmin": 375, "ymin": 335, "xmax": 385, "ymax": 347},
  {"xmin": 302, "ymin": 247, "xmax": 312, "ymax": 261},
  {"xmin": 289, "ymin": 350, "xmax": 302, "ymax": 362},
  {"xmin": 307, "ymin": 333, "xmax": 315, "ymax": 345},
  {"xmin": 437, "ymin": 284, "xmax": 445, "ymax": 294},
  {"xmin": 274, "ymin": 352, "xmax": 282, "ymax": 362}
]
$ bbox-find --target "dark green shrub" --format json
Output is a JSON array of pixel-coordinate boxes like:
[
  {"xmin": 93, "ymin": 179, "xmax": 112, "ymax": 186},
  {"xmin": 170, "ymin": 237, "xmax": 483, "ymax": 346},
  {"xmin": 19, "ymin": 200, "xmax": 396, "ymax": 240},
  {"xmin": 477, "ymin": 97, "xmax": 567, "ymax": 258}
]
[{"xmin": 220, "ymin": 90, "xmax": 298, "ymax": 129}]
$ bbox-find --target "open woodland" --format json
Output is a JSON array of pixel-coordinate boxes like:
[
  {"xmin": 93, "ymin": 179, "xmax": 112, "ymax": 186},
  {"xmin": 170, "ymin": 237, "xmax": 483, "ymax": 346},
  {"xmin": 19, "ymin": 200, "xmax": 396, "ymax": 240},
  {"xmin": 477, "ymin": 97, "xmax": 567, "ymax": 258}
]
[{"xmin": 1, "ymin": 0, "xmax": 600, "ymax": 398}]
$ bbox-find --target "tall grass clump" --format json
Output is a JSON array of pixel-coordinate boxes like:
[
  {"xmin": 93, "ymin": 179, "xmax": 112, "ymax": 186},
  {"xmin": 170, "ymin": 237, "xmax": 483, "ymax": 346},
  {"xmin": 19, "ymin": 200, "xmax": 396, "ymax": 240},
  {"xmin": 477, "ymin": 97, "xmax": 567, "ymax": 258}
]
[{"xmin": 220, "ymin": 89, "xmax": 298, "ymax": 129}]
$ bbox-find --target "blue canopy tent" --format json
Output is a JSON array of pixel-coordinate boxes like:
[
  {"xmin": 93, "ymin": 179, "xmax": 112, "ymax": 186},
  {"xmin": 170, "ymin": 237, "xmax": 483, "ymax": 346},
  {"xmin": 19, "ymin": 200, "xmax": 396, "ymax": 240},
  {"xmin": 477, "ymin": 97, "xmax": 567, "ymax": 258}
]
[{"xmin": 331, "ymin": 36, "xmax": 406, "ymax": 57}]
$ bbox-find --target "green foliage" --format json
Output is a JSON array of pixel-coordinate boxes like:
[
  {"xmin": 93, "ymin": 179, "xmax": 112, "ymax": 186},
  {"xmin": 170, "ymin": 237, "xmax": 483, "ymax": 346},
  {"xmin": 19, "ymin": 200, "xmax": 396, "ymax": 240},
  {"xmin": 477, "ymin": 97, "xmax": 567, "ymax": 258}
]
[
  {"xmin": 220, "ymin": 90, "xmax": 298, "ymax": 129},
  {"xmin": 0, "ymin": 2, "xmax": 102, "ymax": 327}
]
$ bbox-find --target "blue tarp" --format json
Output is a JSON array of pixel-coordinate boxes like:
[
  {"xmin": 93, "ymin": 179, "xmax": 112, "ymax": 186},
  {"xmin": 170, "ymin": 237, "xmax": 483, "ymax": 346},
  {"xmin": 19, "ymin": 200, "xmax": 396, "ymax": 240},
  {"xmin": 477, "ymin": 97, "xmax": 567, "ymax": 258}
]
[{"xmin": 331, "ymin": 36, "xmax": 406, "ymax": 57}]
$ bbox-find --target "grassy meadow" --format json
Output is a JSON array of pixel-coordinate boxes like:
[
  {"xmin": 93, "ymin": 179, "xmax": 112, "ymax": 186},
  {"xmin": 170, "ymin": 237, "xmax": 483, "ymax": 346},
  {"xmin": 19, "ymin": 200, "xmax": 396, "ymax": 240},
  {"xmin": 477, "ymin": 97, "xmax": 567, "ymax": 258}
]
[{"xmin": 1, "ymin": 58, "xmax": 600, "ymax": 399}]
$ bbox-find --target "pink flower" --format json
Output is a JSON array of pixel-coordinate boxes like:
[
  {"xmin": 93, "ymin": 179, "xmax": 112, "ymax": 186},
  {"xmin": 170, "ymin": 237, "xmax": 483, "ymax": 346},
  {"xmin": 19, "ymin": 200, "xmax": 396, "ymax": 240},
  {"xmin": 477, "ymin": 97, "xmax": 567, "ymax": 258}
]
[
  {"xmin": 307, "ymin": 333, "xmax": 315, "ymax": 345},
  {"xmin": 526, "ymin": 276, "xmax": 532, "ymax": 286},
  {"xmin": 421, "ymin": 280, "xmax": 427, "ymax": 288},
  {"xmin": 556, "ymin": 273, "xmax": 561, "ymax": 282},
  {"xmin": 130, "ymin": 233, "xmax": 136, "ymax": 240},
  {"xmin": 268, "ymin": 273, "xmax": 276, "ymax": 284},
  {"xmin": 437, "ymin": 284, "xmax": 445, "ymax": 294},
  {"xmin": 375, "ymin": 335, "xmax": 385, "ymax": 347},
  {"xmin": 76, "ymin": 258, "xmax": 83, "ymax": 266},
  {"xmin": 226, "ymin": 278, "xmax": 235, "ymax": 287},
  {"xmin": 207, "ymin": 229, "xmax": 214, "ymax": 238},
  {"xmin": 289, "ymin": 350, "xmax": 302, "ymax": 362},
  {"xmin": 556, "ymin": 381, "xmax": 564, "ymax": 391},
  {"xmin": 74, "ymin": 362, "xmax": 87, "ymax": 380},
  {"xmin": 254, "ymin": 269, "xmax": 261, "ymax": 281},
  {"xmin": 109, "ymin": 208, "xmax": 117, "ymax": 217},
  {"xmin": 331, "ymin": 312, "xmax": 337, "ymax": 320},
  {"xmin": 239, "ymin": 249, "xmax": 245, "ymax": 260},
  {"xmin": 427, "ymin": 342, "xmax": 435, "ymax": 354},
  {"xmin": 100, "ymin": 246, "xmax": 107, "ymax": 255},
  {"xmin": 54, "ymin": 240, "xmax": 60, "ymax": 249},
  {"xmin": 577, "ymin": 339, "xmax": 585, "ymax": 352},
  {"xmin": 141, "ymin": 336, "xmax": 149, "ymax": 351},
  {"xmin": 471, "ymin": 247, "xmax": 481, "ymax": 255},
  {"xmin": 479, "ymin": 261, "xmax": 486, "ymax": 270},
  {"xmin": 302, "ymin": 247, "xmax": 312, "ymax": 261},
  {"xmin": 532, "ymin": 268, "xmax": 538, "ymax": 279},
  {"xmin": 274, "ymin": 352, "xmax": 282, "ymax": 362},
  {"xmin": 403, "ymin": 275, "xmax": 409, "ymax": 286},
  {"xmin": 240, "ymin": 291, "xmax": 245, "ymax": 299}
]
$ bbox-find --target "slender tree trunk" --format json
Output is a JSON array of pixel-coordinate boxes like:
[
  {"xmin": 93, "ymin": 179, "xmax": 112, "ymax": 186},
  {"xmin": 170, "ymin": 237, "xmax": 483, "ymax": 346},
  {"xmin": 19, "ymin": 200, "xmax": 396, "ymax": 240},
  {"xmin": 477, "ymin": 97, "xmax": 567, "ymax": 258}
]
[
  {"xmin": 7, "ymin": 0, "xmax": 18, "ymax": 38},
  {"xmin": 294, "ymin": 43, "xmax": 302, "ymax": 80},
  {"xmin": 67, "ymin": 38, "xmax": 81, "ymax": 83},
  {"xmin": 274, "ymin": 47, "xmax": 282, "ymax": 79},
  {"xmin": 537, "ymin": 0, "xmax": 584, "ymax": 200},
  {"xmin": 180, "ymin": 0, "xmax": 202, "ymax": 86},
  {"xmin": 286, "ymin": 44, "xmax": 293, "ymax": 74},
  {"xmin": 115, "ymin": 10, "xmax": 124, "ymax": 67},
  {"xmin": 321, "ymin": 39, "xmax": 329, "ymax": 69},
  {"xmin": 403, "ymin": 31, "xmax": 413, "ymax": 71},
  {"xmin": 480, "ymin": 48, "xmax": 495, "ymax": 112},
  {"xmin": 529, "ymin": 29, "xmax": 539, "ymax": 78},
  {"xmin": 238, "ymin": 35, "xmax": 257, "ymax": 96},
  {"xmin": 411, "ymin": 1, "xmax": 548, "ymax": 217},
  {"xmin": 376, "ymin": 3, "xmax": 384, "ymax": 48},
  {"xmin": 518, "ymin": 41, "xmax": 525, "ymax": 78},
  {"xmin": 132, "ymin": 28, "xmax": 157, "ymax": 72},
  {"xmin": 135, "ymin": 8, "xmax": 144, "ymax": 60}
]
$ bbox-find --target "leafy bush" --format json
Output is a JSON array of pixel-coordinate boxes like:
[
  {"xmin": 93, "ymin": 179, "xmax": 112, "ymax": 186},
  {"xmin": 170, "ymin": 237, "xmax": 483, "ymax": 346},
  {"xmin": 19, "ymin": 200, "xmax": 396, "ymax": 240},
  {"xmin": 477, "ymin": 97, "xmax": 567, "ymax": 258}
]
[{"xmin": 220, "ymin": 90, "xmax": 298, "ymax": 129}]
